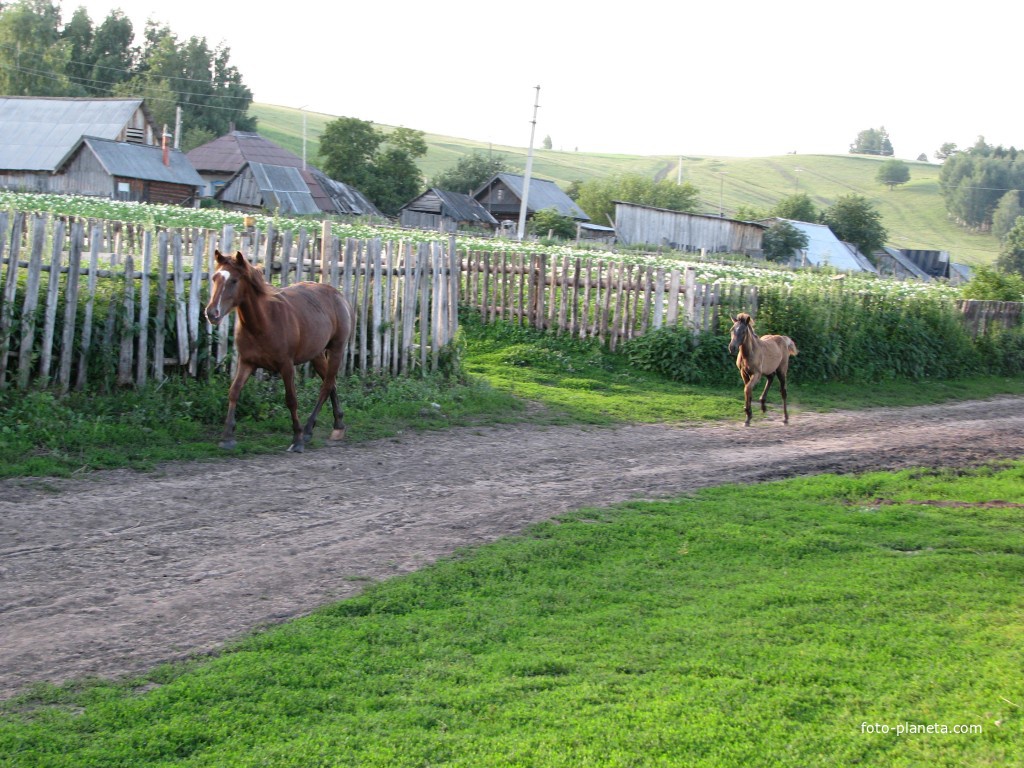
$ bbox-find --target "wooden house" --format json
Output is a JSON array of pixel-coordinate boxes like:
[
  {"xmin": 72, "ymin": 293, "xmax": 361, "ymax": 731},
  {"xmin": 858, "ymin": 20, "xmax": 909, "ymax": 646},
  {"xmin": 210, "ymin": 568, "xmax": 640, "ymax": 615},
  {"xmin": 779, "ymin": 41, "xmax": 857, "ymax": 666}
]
[
  {"xmin": 472, "ymin": 173, "xmax": 589, "ymax": 226},
  {"xmin": 0, "ymin": 96, "xmax": 199, "ymax": 202},
  {"xmin": 399, "ymin": 188, "xmax": 499, "ymax": 233},
  {"xmin": 187, "ymin": 131, "xmax": 383, "ymax": 217}
]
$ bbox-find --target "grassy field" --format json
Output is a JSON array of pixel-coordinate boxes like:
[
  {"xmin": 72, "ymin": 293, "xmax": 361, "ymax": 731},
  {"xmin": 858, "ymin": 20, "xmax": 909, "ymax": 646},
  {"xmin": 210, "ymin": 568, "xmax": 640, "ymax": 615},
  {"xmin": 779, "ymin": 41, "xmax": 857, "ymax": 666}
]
[
  {"xmin": 250, "ymin": 104, "xmax": 1002, "ymax": 266},
  {"xmin": 3, "ymin": 464, "xmax": 1021, "ymax": 766}
]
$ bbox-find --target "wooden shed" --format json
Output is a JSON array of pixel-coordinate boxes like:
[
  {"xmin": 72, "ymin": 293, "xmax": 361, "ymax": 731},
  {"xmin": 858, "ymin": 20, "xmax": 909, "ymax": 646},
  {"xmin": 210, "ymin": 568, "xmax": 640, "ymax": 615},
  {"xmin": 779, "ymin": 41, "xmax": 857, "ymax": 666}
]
[
  {"xmin": 399, "ymin": 188, "xmax": 499, "ymax": 233},
  {"xmin": 472, "ymin": 173, "xmax": 589, "ymax": 225},
  {"xmin": 615, "ymin": 202, "xmax": 766, "ymax": 255},
  {"xmin": 50, "ymin": 136, "xmax": 203, "ymax": 206}
]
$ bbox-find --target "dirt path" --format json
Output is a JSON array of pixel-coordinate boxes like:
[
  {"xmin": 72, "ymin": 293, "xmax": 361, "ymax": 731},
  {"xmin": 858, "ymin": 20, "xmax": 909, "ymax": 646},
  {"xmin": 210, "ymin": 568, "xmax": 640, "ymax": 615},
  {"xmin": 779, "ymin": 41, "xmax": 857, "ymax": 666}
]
[{"xmin": 2, "ymin": 397, "xmax": 1023, "ymax": 700}]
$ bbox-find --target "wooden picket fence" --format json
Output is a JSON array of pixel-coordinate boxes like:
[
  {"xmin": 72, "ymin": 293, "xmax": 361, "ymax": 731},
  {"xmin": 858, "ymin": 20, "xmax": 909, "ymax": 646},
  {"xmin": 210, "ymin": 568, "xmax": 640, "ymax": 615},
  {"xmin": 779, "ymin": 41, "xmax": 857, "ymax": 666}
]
[
  {"xmin": 461, "ymin": 250, "xmax": 758, "ymax": 350},
  {"xmin": 0, "ymin": 212, "xmax": 458, "ymax": 393},
  {"xmin": 2, "ymin": 210, "xmax": 1021, "ymax": 394}
]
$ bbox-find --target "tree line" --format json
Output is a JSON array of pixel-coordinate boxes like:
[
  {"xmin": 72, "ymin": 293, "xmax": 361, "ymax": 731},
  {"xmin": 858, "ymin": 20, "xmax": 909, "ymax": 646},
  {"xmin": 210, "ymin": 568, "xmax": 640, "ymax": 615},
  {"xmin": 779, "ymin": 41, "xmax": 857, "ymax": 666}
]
[{"xmin": 0, "ymin": 0, "xmax": 255, "ymax": 150}]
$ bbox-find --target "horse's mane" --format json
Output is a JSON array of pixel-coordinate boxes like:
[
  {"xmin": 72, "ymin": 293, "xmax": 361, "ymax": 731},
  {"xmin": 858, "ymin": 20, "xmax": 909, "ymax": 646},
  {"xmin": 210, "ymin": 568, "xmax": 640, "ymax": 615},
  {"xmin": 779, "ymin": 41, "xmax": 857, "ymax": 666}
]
[{"xmin": 240, "ymin": 258, "xmax": 271, "ymax": 297}]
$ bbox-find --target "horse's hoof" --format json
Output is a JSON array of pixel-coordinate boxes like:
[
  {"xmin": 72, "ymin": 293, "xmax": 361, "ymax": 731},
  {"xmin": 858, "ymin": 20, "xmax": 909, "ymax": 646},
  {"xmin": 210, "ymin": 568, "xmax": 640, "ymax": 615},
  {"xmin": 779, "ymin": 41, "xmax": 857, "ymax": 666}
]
[
  {"xmin": 287, "ymin": 442, "xmax": 304, "ymax": 453},
  {"xmin": 219, "ymin": 439, "xmax": 237, "ymax": 450},
  {"xmin": 329, "ymin": 427, "xmax": 346, "ymax": 442}
]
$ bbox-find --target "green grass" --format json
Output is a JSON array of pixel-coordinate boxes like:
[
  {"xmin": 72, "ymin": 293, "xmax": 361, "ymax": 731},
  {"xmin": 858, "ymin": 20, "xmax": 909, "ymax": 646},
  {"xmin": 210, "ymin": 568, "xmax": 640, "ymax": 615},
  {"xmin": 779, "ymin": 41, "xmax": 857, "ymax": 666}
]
[
  {"xmin": 3, "ymin": 464, "xmax": 1022, "ymax": 766},
  {"xmin": 250, "ymin": 104, "xmax": 1002, "ymax": 266}
]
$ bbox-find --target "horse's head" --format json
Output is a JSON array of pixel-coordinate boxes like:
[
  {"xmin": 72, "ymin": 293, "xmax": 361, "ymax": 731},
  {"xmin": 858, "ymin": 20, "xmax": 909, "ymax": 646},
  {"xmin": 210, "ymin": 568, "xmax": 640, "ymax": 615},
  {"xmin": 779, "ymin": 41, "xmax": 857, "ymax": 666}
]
[
  {"xmin": 205, "ymin": 250, "xmax": 263, "ymax": 323},
  {"xmin": 728, "ymin": 313, "xmax": 754, "ymax": 355}
]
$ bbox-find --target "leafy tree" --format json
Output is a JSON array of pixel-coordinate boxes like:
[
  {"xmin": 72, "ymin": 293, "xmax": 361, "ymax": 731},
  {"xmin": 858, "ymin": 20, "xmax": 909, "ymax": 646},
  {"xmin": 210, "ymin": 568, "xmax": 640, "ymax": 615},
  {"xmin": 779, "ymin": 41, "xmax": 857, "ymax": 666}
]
[
  {"xmin": 771, "ymin": 192, "xmax": 818, "ymax": 223},
  {"xmin": 849, "ymin": 127, "xmax": 893, "ymax": 156},
  {"xmin": 992, "ymin": 192, "xmax": 1022, "ymax": 241},
  {"xmin": 60, "ymin": 6, "xmax": 94, "ymax": 94},
  {"xmin": 86, "ymin": 11, "xmax": 136, "ymax": 93},
  {"xmin": 762, "ymin": 220, "xmax": 809, "ymax": 263},
  {"xmin": 733, "ymin": 204, "xmax": 768, "ymax": 221},
  {"xmin": 542, "ymin": 135, "xmax": 552, "ymax": 150},
  {"xmin": 996, "ymin": 216, "xmax": 1024, "ymax": 277},
  {"xmin": 319, "ymin": 117, "xmax": 382, "ymax": 192},
  {"xmin": 960, "ymin": 265, "xmax": 1024, "ymax": 301},
  {"xmin": 935, "ymin": 142, "xmax": 958, "ymax": 161},
  {"xmin": 916, "ymin": 153, "xmax": 928, "ymax": 162},
  {"xmin": 821, "ymin": 194, "xmax": 887, "ymax": 257},
  {"xmin": 528, "ymin": 208, "xmax": 577, "ymax": 240},
  {"xmin": 876, "ymin": 159, "xmax": 910, "ymax": 190},
  {"xmin": 429, "ymin": 151, "xmax": 510, "ymax": 194},
  {"xmin": 318, "ymin": 118, "xmax": 426, "ymax": 215},
  {"xmin": 0, "ymin": 0, "xmax": 72, "ymax": 95},
  {"xmin": 576, "ymin": 174, "xmax": 699, "ymax": 229},
  {"xmin": 938, "ymin": 141, "xmax": 1022, "ymax": 229}
]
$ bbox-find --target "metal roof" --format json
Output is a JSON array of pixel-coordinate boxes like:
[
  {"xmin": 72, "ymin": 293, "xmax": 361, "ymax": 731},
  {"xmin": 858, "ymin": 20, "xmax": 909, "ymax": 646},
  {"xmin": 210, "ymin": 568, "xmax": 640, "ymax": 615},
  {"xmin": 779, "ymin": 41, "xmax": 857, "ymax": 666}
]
[
  {"xmin": 0, "ymin": 97, "xmax": 149, "ymax": 171},
  {"xmin": 475, "ymin": 173, "xmax": 590, "ymax": 221},
  {"xmin": 217, "ymin": 162, "xmax": 321, "ymax": 215},
  {"xmin": 402, "ymin": 188, "xmax": 498, "ymax": 225},
  {"xmin": 310, "ymin": 169, "xmax": 385, "ymax": 217},
  {"xmin": 67, "ymin": 137, "xmax": 204, "ymax": 187},
  {"xmin": 186, "ymin": 131, "xmax": 309, "ymax": 174},
  {"xmin": 775, "ymin": 218, "xmax": 878, "ymax": 273}
]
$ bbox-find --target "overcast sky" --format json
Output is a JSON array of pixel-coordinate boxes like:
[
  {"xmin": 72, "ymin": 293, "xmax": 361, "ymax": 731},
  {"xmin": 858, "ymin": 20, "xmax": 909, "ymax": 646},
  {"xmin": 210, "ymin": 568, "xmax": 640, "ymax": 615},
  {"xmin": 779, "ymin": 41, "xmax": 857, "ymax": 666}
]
[{"xmin": 69, "ymin": 0, "xmax": 1020, "ymax": 160}]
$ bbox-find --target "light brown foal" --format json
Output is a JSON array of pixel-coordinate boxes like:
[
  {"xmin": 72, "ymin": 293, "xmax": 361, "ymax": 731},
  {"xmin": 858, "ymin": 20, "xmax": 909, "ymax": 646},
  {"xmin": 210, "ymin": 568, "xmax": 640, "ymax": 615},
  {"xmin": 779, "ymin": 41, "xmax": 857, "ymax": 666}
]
[{"xmin": 728, "ymin": 313, "xmax": 798, "ymax": 426}]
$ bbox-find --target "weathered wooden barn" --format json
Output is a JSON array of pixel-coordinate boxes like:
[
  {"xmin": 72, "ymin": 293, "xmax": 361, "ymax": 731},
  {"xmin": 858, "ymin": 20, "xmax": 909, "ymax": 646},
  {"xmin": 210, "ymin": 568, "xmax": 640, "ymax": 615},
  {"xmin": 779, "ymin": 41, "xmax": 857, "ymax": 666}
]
[
  {"xmin": 614, "ymin": 201, "xmax": 766, "ymax": 255},
  {"xmin": 52, "ymin": 136, "xmax": 203, "ymax": 205},
  {"xmin": 399, "ymin": 188, "xmax": 499, "ymax": 233},
  {"xmin": 0, "ymin": 96, "xmax": 197, "ymax": 201},
  {"xmin": 188, "ymin": 131, "xmax": 383, "ymax": 217},
  {"xmin": 472, "ymin": 173, "xmax": 590, "ymax": 225}
]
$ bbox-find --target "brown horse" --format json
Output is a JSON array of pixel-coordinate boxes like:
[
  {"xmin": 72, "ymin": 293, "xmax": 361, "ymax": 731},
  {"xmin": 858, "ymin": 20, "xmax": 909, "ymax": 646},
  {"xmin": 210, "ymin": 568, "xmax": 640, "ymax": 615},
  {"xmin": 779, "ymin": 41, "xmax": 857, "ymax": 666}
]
[
  {"xmin": 205, "ymin": 250, "xmax": 355, "ymax": 452},
  {"xmin": 728, "ymin": 313, "xmax": 798, "ymax": 426}
]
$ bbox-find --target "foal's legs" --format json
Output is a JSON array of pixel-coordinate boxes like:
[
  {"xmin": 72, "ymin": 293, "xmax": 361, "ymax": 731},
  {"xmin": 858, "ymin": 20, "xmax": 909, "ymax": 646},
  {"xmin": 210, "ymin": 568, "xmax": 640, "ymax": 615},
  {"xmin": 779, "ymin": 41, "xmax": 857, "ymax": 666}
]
[
  {"xmin": 220, "ymin": 361, "xmax": 255, "ymax": 450},
  {"xmin": 778, "ymin": 370, "xmax": 790, "ymax": 424},
  {"xmin": 759, "ymin": 374, "xmax": 775, "ymax": 413},
  {"xmin": 742, "ymin": 371, "xmax": 760, "ymax": 426}
]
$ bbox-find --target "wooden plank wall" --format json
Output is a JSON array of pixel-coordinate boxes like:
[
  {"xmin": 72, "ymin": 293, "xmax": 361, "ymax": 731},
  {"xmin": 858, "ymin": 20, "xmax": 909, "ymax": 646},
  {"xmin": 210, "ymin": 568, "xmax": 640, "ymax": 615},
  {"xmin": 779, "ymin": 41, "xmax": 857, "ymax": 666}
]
[
  {"xmin": 0, "ymin": 214, "xmax": 458, "ymax": 392},
  {"xmin": 460, "ymin": 250, "xmax": 759, "ymax": 350}
]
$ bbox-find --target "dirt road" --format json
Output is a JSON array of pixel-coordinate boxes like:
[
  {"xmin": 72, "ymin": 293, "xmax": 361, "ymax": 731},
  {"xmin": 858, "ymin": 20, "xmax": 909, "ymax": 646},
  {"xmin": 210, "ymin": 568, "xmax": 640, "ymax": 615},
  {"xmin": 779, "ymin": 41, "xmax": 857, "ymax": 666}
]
[{"xmin": 2, "ymin": 396, "xmax": 1023, "ymax": 699}]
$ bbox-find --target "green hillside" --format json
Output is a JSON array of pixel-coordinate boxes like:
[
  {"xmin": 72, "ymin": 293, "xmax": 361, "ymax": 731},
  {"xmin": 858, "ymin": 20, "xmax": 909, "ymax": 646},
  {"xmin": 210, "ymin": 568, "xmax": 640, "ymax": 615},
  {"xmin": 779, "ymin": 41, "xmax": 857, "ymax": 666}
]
[{"xmin": 251, "ymin": 104, "xmax": 1000, "ymax": 266}]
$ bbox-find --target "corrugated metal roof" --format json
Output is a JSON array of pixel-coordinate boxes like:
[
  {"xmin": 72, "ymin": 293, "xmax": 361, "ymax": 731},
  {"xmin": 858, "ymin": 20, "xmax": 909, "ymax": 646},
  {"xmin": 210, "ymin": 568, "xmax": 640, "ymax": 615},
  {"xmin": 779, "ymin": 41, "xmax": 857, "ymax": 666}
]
[
  {"xmin": 309, "ymin": 169, "xmax": 385, "ymax": 217},
  {"xmin": 0, "ymin": 97, "xmax": 148, "ymax": 171},
  {"xmin": 433, "ymin": 188, "xmax": 499, "ymax": 224},
  {"xmin": 775, "ymin": 218, "xmax": 878, "ymax": 273},
  {"xmin": 218, "ymin": 162, "xmax": 321, "ymax": 215},
  {"xmin": 72, "ymin": 137, "xmax": 204, "ymax": 187},
  {"xmin": 403, "ymin": 188, "xmax": 497, "ymax": 225},
  {"xmin": 475, "ymin": 173, "xmax": 590, "ymax": 221}
]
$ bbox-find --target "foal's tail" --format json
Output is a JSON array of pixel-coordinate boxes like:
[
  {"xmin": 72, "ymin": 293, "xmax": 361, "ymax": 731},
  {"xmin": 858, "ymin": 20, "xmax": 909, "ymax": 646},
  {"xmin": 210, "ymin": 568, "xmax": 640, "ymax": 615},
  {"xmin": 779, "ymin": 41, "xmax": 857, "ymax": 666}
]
[{"xmin": 787, "ymin": 338, "xmax": 799, "ymax": 356}]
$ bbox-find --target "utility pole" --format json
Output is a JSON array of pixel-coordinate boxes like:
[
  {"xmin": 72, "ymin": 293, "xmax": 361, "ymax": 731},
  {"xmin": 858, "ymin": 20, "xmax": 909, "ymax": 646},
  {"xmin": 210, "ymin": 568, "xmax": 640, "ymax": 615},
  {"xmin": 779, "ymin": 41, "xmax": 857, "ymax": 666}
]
[{"xmin": 516, "ymin": 85, "xmax": 541, "ymax": 241}]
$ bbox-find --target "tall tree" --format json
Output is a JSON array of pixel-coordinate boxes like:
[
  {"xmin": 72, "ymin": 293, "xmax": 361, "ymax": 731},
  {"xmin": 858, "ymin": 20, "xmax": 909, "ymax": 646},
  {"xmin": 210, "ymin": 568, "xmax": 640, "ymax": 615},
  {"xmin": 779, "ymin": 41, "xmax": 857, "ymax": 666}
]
[
  {"xmin": 876, "ymin": 158, "xmax": 911, "ymax": 190},
  {"xmin": 0, "ymin": 0, "xmax": 71, "ymax": 95},
  {"xmin": 429, "ymin": 150, "xmax": 511, "ymax": 194},
  {"xmin": 821, "ymin": 194, "xmax": 887, "ymax": 257},
  {"xmin": 992, "ymin": 192, "xmax": 1022, "ymax": 241},
  {"xmin": 87, "ymin": 11, "xmax": 136, "ymax": 93},
  {"xmin": 849, "ymin": 127, "xmax": 894, "ymax": 156},
  {"xmin": 997, "ymin": 217, "xmax": 1024, "ymax": 277},
  {"xmin": 60, "ymin": 6, "xmax": 93, "ymax": 94},
  {"xmin": 318, "ymin": 118, "xmax": 426, "ymax": 215}
]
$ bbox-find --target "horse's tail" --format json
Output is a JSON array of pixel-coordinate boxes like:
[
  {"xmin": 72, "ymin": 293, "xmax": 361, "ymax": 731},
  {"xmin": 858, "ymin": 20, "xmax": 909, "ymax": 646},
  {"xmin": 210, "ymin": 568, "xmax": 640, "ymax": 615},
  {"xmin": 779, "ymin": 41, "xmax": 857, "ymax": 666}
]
[{"xmin": 787, "ymin": 338, "xmax": 799, "ymax": 356}]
